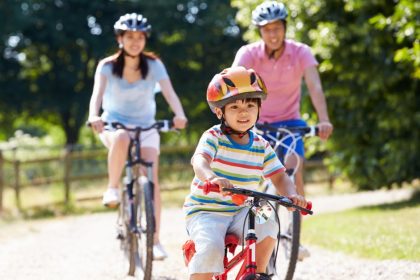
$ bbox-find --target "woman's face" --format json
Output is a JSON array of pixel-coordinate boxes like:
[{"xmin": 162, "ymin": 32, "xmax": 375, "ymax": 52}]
[
  {"xmin": 259, "ymin": 20, "xmax": 285, "ymax": 52},
  {"xmin": 118, "ymin": 31, "xmax": 146, "ymax": 56}
]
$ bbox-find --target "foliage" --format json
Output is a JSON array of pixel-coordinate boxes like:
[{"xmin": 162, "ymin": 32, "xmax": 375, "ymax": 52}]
[
  {"xmin": 0, "ymin": 0, "xmax": 244, "ymax": 145},
  {"xmin": 231, "ymin": 0, "xmax": 420, "ymax": 189}
]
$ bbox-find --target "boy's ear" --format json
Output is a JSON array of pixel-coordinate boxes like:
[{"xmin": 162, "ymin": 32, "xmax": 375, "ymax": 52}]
[{"xmin": 214, "ymin": 107, "xmax": 223, "ymax": 120}]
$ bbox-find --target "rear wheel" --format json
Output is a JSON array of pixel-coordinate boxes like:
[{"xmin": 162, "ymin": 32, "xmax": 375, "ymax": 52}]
[
  {"xmin": 137, "ymin": 178, "xmax": 155, "ymax": 279},
  {"xmin": 270, "ymin": 208, "xmax": 300, "ymax": 280}
]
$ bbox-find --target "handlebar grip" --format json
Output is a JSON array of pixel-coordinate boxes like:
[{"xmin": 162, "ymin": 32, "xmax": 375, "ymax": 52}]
[
  {"xmin": 300, "ymin": 201, "xmax": 312, "ymax": 215},
  {"xmin": 203, "ymin": 182, "xmax": 247, "ymax": 205}
]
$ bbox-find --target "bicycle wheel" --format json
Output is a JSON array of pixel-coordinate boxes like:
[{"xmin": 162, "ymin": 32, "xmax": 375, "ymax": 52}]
[
  {"xmin": 137, "ymin": 177, "xmax": 155, "ymax": 280},
  {"xmin": 270, "ymin": 207, "xmax": 300, "ymax": 280},
  {"xmin": 119, "ymin": 187, "xmax": 140, "ymax": 277}
]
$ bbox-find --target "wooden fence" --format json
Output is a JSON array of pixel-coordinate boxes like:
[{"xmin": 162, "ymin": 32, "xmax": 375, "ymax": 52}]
[{"xmin": 0, "ymin": 145, "xmax": 332, "ymax": 213}]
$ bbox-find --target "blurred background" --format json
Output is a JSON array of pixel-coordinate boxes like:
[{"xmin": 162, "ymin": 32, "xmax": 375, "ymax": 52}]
[{"xmin": 0, "ymin": 0, "xmax": 419, "ymax": 271}]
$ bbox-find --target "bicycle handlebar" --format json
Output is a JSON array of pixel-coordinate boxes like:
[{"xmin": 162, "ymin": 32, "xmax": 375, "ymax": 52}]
[
  {"xmin": 202, "ymin": 182, "xmax": 312, "ymax": 215},
  {"xmin": 255, "ymin": 123, "xmax": 319, "ymax": 137},
  {"xmin": 87, "ymin": 120, "xmax": 174, "ymax": 132}
]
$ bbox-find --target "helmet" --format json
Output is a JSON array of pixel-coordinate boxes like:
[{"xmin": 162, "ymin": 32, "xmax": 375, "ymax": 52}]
[
  {"xmin": 114, "ymin": 13, "xmax": 151, "ymax": 36},
  {"xmin": 252, "ymin": 1, "xmax": 288, "ymax": 27},
  {"xmin": 206, "ymin": 66, "xmax": 267, "ymax": 110}
]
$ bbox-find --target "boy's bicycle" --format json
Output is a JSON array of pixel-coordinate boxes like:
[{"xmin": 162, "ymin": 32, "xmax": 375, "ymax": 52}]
[
  {"xmin": 101, "ymin": 120, "xmax": 173, "ymax": 279},
  {"xmin": 255, "ymin": 123, "xmax": 318, "ymax": 280},
  {"xmin": 182, "ymin": 182, "xmax": 313, "ymax": 280}
]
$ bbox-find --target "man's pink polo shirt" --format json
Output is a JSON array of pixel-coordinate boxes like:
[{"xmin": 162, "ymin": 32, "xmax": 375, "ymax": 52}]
[{"xmin": 232, "ymin": 39, "xmax": 318, "ymax": 123}]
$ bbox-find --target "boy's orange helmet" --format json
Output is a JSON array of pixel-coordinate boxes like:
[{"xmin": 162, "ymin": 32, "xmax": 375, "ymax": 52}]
[{"xmin": 206, "ymin": 66, "xmax": 267, "ymax": 110}]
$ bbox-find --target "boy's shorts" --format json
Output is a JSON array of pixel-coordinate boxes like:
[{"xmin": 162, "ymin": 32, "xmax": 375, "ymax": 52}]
[
  {"xmin": 99, "ymin": 127, "xmax": 160, "ymax": 153},
  {"xmin": 259, "ymin": 119, "xmax": 307, "ymax": 158},
  {"xmin": 185, "ymin": 207, "xmax": 278, "ymax": 275}
]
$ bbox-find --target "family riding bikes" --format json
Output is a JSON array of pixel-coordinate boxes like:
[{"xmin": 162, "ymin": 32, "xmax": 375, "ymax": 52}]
[{"xmin": 88, "ymin": 1, "xmax": 332, "ymax": 279}]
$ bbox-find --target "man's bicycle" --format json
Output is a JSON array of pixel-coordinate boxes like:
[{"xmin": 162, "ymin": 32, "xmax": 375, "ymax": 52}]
[
  {"xmin": 183, "ymin": 182, "xmax": 312, "ymax": 280},
  {"xmin": 100, "ymin": 120, "xmax": 173, "ymax": 279},
  {"xmin": 255, "ymin": 123, "xmax": 318, "ymax": 280}
]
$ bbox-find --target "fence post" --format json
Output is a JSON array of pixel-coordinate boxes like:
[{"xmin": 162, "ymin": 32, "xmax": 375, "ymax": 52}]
[
  {"xmin": 63, "ymin": 145, "xmax": 72, "ymax": 206},
  {"xmin": 12, "ymin": 148, "xmax": 22, "ymax": 210},
  {"xmin": 0, "ymin": 150, "xmax": 4, "ymax": 213}
]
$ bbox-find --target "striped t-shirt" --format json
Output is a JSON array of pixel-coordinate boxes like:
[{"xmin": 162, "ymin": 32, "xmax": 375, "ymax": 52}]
[{"xmin": 183, "ymin": 125, "xmax": 285, "ymax": 219}]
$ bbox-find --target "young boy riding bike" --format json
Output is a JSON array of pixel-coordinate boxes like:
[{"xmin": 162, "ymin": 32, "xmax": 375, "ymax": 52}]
[{"xmin": 183, "ymin": 66, "xmax": 307, "ymax": 280}]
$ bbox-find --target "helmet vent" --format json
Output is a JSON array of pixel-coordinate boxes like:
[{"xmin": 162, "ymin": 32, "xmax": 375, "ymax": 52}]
[{"xmin": 223, "ymin": 77, "xmax": 235, "ymax": 87}]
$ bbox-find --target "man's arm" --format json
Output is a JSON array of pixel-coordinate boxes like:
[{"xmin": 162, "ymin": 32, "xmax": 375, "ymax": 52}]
[{"xmin": 304, "ymin": 66, "xmax": 333, "ymax": 140}]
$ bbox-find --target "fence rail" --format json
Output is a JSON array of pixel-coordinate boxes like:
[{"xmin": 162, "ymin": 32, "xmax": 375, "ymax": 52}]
[{"xmin": 0, "ymin": 145, "xmax": 332, "ymax": 213}]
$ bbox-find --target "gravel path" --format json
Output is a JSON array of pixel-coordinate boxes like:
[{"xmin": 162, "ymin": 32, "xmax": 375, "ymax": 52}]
[{"xmin": 0, "ymin": 188, "xmax": 418, "ymax": 280}]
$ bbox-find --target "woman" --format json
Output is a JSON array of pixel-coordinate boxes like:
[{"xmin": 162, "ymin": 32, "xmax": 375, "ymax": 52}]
[{"xmin": 88, "ymin": 13, "xmax": 188, "ymax": 260}]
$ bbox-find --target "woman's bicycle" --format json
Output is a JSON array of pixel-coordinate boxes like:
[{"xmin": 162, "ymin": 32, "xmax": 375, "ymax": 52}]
[
  {"xmin": 254, "ymin": 123, "xmax": 318, "ymax": 280},
  {"xmin": 100, "ymin": 120, "xmax": 173, "ymax": 279},
  {"xmin": 182, "ymin": 182, "xmax": 313, "ymax": 280}
]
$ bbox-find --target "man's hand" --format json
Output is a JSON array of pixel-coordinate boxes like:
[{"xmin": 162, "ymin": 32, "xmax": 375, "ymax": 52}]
[{"xmin": 317, "ymin": 121, "xmax": 333, "ymax": 140}]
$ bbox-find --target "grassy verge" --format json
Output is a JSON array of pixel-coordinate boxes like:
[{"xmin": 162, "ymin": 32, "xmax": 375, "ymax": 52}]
[{"xmin": 301, "ymin": 190, "xmax": 420, "ymax": 261}]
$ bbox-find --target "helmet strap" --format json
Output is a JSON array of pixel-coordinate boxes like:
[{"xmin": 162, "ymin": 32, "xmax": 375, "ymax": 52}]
[{"xmin": 220, "ymin": 116, "xmax": 253, "ymax": 139}]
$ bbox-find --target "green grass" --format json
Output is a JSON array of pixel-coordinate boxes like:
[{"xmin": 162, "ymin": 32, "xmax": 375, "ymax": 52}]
[{"xmin": 301, "ymin": 190, "xmax": 420, "ymax": 261}]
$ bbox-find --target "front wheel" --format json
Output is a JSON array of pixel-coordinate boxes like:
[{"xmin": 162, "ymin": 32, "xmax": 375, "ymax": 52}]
[
  {"xmin": 137, "ymin": 177, "xmax": 155, "ymax": 280},
  {"xmin": 118, "ymin": 187, "xmax": 140, "ymax": 277}
]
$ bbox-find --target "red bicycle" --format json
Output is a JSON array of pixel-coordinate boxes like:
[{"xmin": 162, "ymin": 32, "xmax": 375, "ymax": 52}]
[{"xmin": 183, "ymin": 183, "xmax": 312, "ymax": 280}]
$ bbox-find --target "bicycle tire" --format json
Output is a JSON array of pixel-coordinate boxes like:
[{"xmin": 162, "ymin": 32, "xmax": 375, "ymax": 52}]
[
  {"xmin": 270, "ymin": 208, "xmax": 300, "ymax": 280},
  {"xmin": 137, "ymin": 179, "xmax": 155, "ymax": 280},
  {"xmin": 119, "ymin": 188, "xmax": 140, "ymax": 277}
]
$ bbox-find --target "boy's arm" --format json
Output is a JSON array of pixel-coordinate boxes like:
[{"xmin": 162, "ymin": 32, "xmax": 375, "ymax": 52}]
[
  {"xmin": 191, "ymin": 154, "xmax": 217, "ymax": 182},
  {"xmin": 270, "ymin": 171, "xmax": 306, "ymax": 208},
  {"xmin": 191, "ymin": 154, "xmax": 233, "ymax": 193}
]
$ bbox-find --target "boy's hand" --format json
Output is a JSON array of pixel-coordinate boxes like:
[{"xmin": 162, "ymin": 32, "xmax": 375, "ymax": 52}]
[
  {"xmin": 209, "ymin": 177, "xmax": 233, "ymax": 196},
  {"xmin": 288, "ymin": 194, "xmax": 307, "ymax": 211}
]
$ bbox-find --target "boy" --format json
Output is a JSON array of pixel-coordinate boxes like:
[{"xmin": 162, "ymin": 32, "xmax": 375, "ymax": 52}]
[{"xmin": 183, "ymin": 66, "xmax": 307, "ymax": 279}]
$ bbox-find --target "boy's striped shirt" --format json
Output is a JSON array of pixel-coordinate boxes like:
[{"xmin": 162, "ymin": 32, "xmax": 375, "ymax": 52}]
[{"xmin": 184, "ymin": 125, "xmax": 285, "ymax": 218}]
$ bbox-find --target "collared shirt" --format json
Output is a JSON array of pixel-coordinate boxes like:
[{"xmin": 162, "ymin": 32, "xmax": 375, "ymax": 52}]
[{"xmin": 232, "ymin": 39, "xmax": 318, "ymax": 123}]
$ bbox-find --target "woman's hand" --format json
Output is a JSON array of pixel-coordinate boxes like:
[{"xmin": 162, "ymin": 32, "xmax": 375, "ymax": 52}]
[
  {"xmin": 88, "ymin": 116, "xmax": 104, "ymax": 133},
  {"xmin": 173, "ymin": 115, "xmax": 188, "ymax": 129}
]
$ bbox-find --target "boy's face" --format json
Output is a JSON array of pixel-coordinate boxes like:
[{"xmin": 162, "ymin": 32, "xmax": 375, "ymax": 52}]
[{"xmin": 215, "ymin": 99, "xmax": 259, "ymax": 133}]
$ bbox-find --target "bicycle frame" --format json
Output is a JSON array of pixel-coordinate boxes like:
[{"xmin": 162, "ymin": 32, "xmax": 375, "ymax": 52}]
[
  {"xmin": 103, "ymin": 120, "xmax": 172, "ymax": 279},
  {"xmin": 183, "ymin": 184, "xmax": 312, "ymax": 280}
]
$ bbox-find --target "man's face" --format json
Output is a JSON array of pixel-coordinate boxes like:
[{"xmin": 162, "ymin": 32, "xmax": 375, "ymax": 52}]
[{"xmin": 259, "ymin": 20, "xmax": 285, "ymax": 52}]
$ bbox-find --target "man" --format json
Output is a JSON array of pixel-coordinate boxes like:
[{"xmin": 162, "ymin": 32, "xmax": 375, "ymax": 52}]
[{"xmin": 232, "ymin": 1, "xmax": 333, "ymax": 260}]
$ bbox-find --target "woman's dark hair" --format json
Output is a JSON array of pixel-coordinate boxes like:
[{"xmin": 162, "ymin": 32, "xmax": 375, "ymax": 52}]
[{"xmin": 111, "ymin": 50, "xmax": 158, "ymax": 79}]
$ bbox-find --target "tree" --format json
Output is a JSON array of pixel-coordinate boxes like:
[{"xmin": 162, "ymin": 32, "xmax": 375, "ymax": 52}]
[
  {"xmin": 0, "ymin": 0, "xmax": 244, "ymax": 145},
  {"xmin": 231, "ymin": 0, "xmax": 419, "ymax": 189}
]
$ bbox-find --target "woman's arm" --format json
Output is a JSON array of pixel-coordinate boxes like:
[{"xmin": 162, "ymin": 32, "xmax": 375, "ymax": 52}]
[
  {"xmin": 159, "ymin": 78, "xmax": 188, "ymax": 129},
  {"xmin": 88, "ymin": 65, "xmax": 107, "ymax": 133}
]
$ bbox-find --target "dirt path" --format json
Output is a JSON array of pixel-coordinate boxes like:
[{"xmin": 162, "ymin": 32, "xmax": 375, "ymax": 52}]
[{"xmin": 0, "ymin": 188, "xmax": 418, "ymax": 280}]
